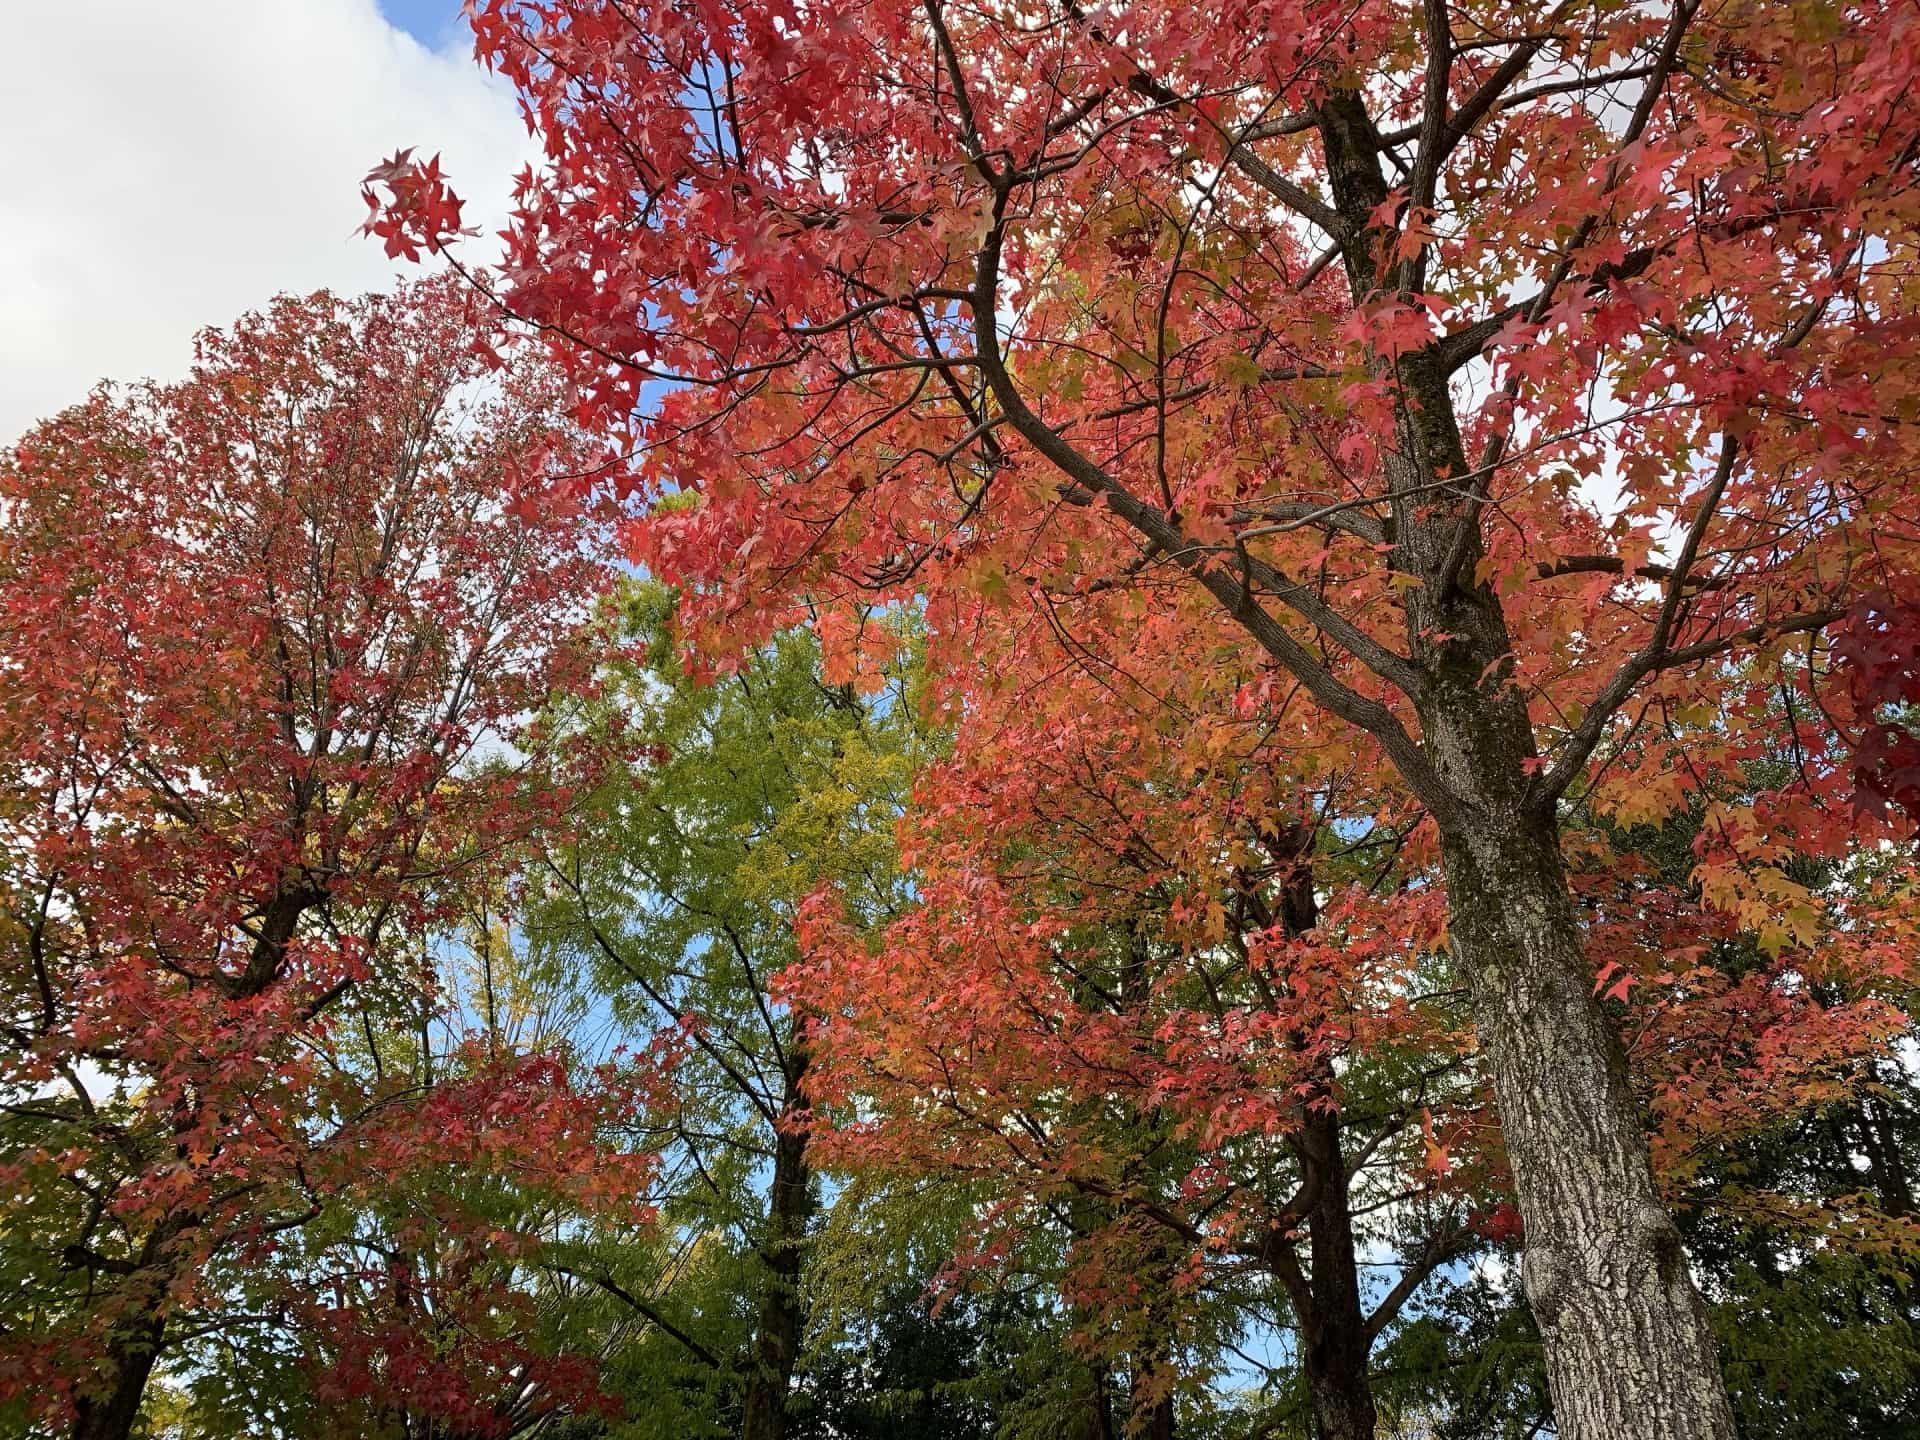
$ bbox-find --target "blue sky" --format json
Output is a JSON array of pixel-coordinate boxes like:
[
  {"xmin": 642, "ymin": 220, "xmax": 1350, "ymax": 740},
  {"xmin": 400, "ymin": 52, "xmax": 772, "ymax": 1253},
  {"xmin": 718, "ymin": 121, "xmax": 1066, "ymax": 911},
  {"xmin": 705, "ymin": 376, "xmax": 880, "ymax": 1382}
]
[{"xmin": 379, "ymin": 0, "xmax": 463, "ymax": 49}]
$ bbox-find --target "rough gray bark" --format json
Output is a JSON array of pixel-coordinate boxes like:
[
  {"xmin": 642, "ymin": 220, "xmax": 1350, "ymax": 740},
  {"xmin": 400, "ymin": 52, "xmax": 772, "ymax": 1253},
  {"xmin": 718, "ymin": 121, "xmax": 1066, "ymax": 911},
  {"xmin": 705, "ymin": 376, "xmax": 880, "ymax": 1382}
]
[
  {"xmin": 1437, "ymin": 805, "xmax": 1731, "ymax": 1438},
  {"xmin": 1297, "ymin": 84, "xmax": 1740, "ymax": 1440},
  {"xmin": 960, "ymin": 43, "xmax": 1741, "ymax": 1436}
]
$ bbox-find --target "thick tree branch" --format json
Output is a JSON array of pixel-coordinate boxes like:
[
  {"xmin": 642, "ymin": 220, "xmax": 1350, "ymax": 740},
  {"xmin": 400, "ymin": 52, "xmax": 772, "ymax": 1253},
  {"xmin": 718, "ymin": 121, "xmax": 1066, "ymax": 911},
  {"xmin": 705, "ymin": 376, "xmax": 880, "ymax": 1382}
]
[
  {"xmin": 1364, "ymin": 1216, "xmax": 1471, "ymax": 1341},
  {"xmin": 1232, "ymin": 496, "xmax": 1389, "ymax": 546},
  {"xmin": 1407, "ymin": 0, "xmax": 1454, "ymax": 227},
  {"xmin": 1122, "ymin": 71, "xmax": 1348, "ymax": 239},
  {"xmin": 968, "ymin": 217, "xmax": 1464, "ymax": 822}
]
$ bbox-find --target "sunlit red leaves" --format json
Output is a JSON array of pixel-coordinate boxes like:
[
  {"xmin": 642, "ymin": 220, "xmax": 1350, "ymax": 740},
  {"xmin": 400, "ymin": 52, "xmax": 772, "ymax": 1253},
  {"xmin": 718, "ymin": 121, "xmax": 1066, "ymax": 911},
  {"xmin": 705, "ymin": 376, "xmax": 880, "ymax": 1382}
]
[
  {"xmin": 360, "ymin": 3, "xmax": 1920, "ymax": 883},
  {"xmin": 360, "ymin": 148, "xmax": 469, "ymax": 261},
  {"xmin": 0, "ymin": 277, "xmax": 634, "ymax": 1422},
  {"xmin": 781, "ymin": 596, "xmax": 1470, "ymax": 1303},
  {"xmin": 357, "ymin": 0, "xmax": 1920, "ymax": 1398}
]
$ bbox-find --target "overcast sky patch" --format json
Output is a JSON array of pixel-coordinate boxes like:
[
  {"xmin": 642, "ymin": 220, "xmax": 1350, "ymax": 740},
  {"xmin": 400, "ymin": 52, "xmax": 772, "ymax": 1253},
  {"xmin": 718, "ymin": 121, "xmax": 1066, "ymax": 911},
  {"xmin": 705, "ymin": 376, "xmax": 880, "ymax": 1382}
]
[{"xmin": 1, "ymin": 0, "xmax": 524, "ymax": 443}]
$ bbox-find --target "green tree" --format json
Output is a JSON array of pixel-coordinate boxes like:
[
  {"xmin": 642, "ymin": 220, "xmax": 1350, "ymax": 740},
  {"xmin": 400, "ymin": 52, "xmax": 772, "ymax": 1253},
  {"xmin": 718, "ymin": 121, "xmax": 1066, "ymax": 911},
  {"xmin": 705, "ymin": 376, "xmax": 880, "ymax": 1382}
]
[{"xmin": 524, "ymin": 584, "xmax": 925, "ymax": 1440}]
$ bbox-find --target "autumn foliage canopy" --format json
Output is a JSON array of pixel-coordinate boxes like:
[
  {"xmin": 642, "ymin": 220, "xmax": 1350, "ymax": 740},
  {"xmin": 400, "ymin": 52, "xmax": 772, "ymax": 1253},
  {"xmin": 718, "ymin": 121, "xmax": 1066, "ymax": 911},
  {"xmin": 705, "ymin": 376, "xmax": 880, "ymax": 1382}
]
[
  {"xmin": 0, "ymin": 280, "xmax": 651, "ymax": 1434},
  {"xmin": 3, "ymin": 2, "xmax": 1920, "ymax": 1439},
  {"xmin": 357, "ymin": 1, "xmax": 1920, "ymax": 1435}
]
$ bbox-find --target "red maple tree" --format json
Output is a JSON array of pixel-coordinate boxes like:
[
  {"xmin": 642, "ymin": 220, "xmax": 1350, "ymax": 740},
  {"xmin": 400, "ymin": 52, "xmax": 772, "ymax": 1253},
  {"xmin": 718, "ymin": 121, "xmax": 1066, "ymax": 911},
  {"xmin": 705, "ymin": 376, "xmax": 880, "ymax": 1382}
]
[
  {"xmin": 365, "ymin": 4, "xmax": 1920, "ymax": 1433},
  {"xmin": 788, "ymin": 598, "xmax": 1475, "ymax": 1440},
  {"xmin": 0, "ymin": 279, "xmax": 635, "ymax": 1440}
]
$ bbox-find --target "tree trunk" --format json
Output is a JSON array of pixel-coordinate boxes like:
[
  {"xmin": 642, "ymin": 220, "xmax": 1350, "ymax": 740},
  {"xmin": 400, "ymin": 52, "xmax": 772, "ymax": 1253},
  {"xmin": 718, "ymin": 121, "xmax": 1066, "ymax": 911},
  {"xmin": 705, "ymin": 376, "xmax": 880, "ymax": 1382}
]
[
  {"xmin": 70, "ymin": 883, "xmax": 322, "ymax": 1440},
  {"xmin": 1304, "ymin": 84, "xmax": 1739, "ymax": 1440},
  {"xmin": 1436, "ymin": 798, "xmax": 1732, "ymax": 1439},
  {"xmin": 1295, "ymin": 1108, "xmax": 1378, "ymax": 1440},
  {"xmin": 69, "ymin": 1278, "xmax": 169, "ymax": 1440},
  {"xmin": 1066, "ymin": 1361, "xmax": 1117, "ymax": 1440},
  {"xmin": 1266, "ymin": 831, "xmax": 1379, "ymax": 1440},
  {"xmin": 1852, "ymin": 1082, "xmax": 1915, "ymax": 1218},
  {"xmin": 740, "ymin": 1068, "xmax": 814, "ymax": 1440},
  {"xmin": 1133, "ymin": 1375, "xmax": 1175, "ymax": 1440},
  {"xmin": 66, "ymin": 1178, "xmax": 209, "ymax": 1440},
  {"xmin": 1130, "ymin": 1263, "xmax": 1179, "ymax": 1440}
]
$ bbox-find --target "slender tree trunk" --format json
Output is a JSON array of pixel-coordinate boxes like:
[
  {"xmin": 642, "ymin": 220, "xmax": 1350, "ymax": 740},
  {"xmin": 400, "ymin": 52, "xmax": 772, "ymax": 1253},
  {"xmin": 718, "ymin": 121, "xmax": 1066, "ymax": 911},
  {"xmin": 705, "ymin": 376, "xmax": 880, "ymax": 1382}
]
[
  {"xmin": 1263, "ymin": 829, "xmax": 1379, "ymax": 1440},
  {"xmin": 740, "ymin": 1063, "xmax": 814, "ymax": 1440},
  {"xmin": 68, "ymin": 1256, "xmax": 174, "ymax": 1440},
  {"xmin": 1295, "ymin": 1108, "xmax": 1378, "ymax": 1440},
  {"xmin": 1852, "ymin": 1084, "xmax": 1915, "ymax": 1218},
  {"xmin": 1115, "ymin": 937, "xmax": 1180, "ymax": 1440},
  {"xmin": 1066, "ymin": 1360, "xmax": 1117, "ymax": 1440},
  {"xmin": 1133, "ymin": 1371, "xmax": 1176, "ymax": 1440},
  {"xmin": 1130, "ymin": 1241, "xmax": 1179, "ymax": 1440}
]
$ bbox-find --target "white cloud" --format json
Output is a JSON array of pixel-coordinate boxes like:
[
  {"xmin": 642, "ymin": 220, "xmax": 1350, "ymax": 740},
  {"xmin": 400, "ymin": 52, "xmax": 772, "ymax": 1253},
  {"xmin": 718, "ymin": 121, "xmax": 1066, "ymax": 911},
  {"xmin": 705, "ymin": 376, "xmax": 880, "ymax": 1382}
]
[{"xmin": 0, "ymin": 0, "xmax": 533, "ymax": 443}]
